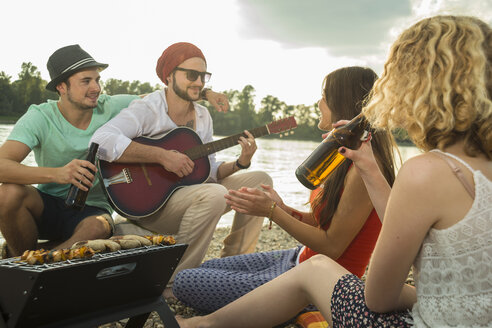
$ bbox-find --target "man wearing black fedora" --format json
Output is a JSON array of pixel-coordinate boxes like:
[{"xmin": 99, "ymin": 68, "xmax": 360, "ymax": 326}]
[{"xmin": 0, "ymin": 44, "xmax": 228, "ymax": 258}]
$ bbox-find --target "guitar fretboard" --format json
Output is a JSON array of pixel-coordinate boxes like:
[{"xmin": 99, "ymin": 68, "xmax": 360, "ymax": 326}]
[{"xmin": 184, "ymin": 125, "xmax": 270, "ymax": 160}]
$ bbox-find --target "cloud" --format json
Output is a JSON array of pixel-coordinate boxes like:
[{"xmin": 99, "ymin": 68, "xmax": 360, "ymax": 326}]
[
  {"xmin": 236, "ymin": 0, "xmax": 412, "ymax": 56},
  {"xmin": 410, "ymin": 0, "xmax": 492, "ymax": 24},
  {"xmin": 233, "ymin": 0, "xmax": 492, "ymax": 82}
]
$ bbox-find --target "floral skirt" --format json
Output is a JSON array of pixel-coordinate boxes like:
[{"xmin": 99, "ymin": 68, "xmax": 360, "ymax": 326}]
[{"xmin": 331, "ymin": 274, "xmax": 412, "ymax": 327}]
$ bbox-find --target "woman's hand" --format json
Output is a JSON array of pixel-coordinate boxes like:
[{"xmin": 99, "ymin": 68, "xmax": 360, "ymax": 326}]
[
  {"xmin": 330, "ymin": 119, "xmax": 379, "ymax": 175},
  {"xmin": 260, "ymin": 184, "xmax": 284, "ymax": 208},
  {"xmin": 339, "ymin": 135, "xmax": 379, "ymax": 177},
  {"xmin": 225, "ymin": 187, "xmax": 272, "ymax": 217}
]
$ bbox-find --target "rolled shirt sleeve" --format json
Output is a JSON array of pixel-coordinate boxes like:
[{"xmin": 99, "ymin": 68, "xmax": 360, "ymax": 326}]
[{"xmin": 91, "ymin": 105, "xmax": 144, "ymax": 162}]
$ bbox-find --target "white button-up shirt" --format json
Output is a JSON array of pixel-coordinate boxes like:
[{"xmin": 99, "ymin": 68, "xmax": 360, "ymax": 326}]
[{"xmin": 91, "ymin": 89, "xmax": 223, "ymax": 182}]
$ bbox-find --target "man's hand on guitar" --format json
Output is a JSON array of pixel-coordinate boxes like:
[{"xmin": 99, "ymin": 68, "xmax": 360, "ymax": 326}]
[
  {"xmin": 237, "ymin": 130, "xmax": 256, "ymax": 166},
  {"xmin": 161, "ymin": 150, "xmax": 195, "ymax": 178},
  {"xmin": 55, "ymin": 159, "xmax": 96, "ymax": 191}
]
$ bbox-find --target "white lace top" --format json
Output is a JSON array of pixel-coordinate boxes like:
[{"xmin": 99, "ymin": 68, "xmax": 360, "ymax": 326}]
[{"xmin": 411, "ymin": 151, "xmax": 492, "ymax": 327}]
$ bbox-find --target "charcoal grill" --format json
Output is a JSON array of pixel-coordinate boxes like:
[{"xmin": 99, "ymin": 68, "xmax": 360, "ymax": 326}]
[{"xmin": 0, "ymin": 243, "xmax": 187, "ymax": 328}]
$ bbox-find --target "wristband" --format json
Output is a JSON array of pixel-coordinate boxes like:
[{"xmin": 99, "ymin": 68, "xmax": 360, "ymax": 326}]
[
  {"xmin": 200, "ymin": 88, "xmax": 210, "ymax": 100},
  {"xmin": 235, "ymin": 159, "xmax": 251, "ymax": 170}
]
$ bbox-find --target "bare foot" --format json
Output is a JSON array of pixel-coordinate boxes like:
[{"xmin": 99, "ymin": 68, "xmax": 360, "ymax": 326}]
[
  {"xmin": 163, "ymin": 287, "xmax": 176, "ymax": 300},
  {"xmin": 176, "ymin": 315, "xmax": 206, "ymax": 328},
  {"xmin": 175, "ymin": 315, "xmax": 188, "ymax": 327}
]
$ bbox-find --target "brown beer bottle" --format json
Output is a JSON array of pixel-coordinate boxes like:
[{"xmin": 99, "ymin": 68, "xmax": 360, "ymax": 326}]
[
  {"xmin": 65, "ymin": 142, "xmax": 99, "ymax": 210},
  {"xmin": 295, "ymin": 113, "xmax": 369, "ymax": 190}
]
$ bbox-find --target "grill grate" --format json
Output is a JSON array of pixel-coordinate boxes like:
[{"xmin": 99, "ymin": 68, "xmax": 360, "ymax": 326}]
[{"xmin": 0, "ymin": 244, "xmax": 170, "ymax": 272}]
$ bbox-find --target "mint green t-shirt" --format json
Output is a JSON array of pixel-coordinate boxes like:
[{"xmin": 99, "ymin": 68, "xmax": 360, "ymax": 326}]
[{"xmin": 7, "ymin": 94, "xmax": 139, "ymax": 214}]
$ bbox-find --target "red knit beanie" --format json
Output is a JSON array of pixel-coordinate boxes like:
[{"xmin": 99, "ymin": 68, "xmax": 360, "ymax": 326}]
[{"xmin": 156, "ymin": 42, "xmax": 206, "ymax": 85}]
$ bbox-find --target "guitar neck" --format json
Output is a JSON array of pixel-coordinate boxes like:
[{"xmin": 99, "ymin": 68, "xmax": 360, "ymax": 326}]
[{"xmin": 184, "ymin": 125, "xmax": 270, "ymax": 160}]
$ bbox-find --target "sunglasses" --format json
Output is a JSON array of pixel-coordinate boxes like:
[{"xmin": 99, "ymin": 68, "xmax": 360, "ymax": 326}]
[{"xmin": 174, "ymin": 67, "xmax": 212, "ymax": 83}]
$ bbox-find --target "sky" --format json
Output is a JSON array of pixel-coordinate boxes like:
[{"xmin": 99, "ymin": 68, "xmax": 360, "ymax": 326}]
[{"xmin": 1, "ymin": 0, "xmax": 491, "ymax": 107}]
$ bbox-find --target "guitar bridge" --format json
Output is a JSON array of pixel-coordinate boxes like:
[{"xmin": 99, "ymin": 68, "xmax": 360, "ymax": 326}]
[{"xmin": 103, "ymin": 168, "xmax": 133, "ymax": 187}]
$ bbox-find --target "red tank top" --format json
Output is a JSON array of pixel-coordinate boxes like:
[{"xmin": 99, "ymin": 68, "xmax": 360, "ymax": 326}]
[{"xmin": 298, "ymin": 186, "xmax": 381, "ymax": 278}]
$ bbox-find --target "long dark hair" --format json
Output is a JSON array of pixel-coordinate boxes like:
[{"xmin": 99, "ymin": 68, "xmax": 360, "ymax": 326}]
[{"xmin": 312, "ymin": 66, "xmax": 396, "ymax": 227}]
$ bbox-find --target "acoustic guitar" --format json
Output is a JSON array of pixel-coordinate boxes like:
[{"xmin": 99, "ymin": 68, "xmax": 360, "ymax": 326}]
[{"xmin": 98, "ymin": 116, "xmax": 297, "ymax": 219}]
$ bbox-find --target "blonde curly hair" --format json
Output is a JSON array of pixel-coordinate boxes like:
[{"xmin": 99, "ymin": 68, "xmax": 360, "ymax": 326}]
[{"xmin": 363, "ymin": 16, "xmax": 492, "ymax": 158}]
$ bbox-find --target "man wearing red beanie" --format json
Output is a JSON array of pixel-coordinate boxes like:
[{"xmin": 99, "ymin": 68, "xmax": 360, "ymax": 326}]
[{"xmin": 91, "ymin": 42, "xmax": 272, "ymax": 296}]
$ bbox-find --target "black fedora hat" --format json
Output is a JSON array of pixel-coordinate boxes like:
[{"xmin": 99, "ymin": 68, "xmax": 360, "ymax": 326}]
[{"xmin": 46, "ymin": 44, "xmax": 108, "ymax": 92}]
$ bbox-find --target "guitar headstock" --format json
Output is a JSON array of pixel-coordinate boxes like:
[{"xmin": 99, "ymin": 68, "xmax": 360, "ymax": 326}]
[{"xmin": 267, "ymin": 116, "xmax": 298, "ymax": 135}]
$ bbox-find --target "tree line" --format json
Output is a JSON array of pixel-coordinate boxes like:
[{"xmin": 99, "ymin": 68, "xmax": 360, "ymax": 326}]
[{"xmin": 0, "ymin": 62, "xmax": 412, "ymax": 144}]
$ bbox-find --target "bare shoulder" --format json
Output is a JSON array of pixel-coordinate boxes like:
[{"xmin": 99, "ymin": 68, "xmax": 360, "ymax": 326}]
[
  {"xmin": 395, "ymin": 152, "xmax": 480, "ymax": 229},
  {"xmin": 341, "ymin": 164, "xmax": 371, "ymax": 201},
  {"xmin": 344, "ymin": 163, "xmax": 364, "ymax": 185},
  {"xmin": 392, "ymin": 153, "xmax": 455, "ymax": 212},
  {"xmin": 395, "ymin": 152, "xmax": 446, "ymax": 189}
]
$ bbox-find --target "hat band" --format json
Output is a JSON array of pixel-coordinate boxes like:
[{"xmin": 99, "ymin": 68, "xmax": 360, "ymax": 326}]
[{"xmin": 61, "ymin": 57, "xmax": 96, "ymax": 74}]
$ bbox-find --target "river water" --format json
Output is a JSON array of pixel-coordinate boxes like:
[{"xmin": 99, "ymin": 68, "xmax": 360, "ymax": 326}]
[{"xmin": 0, "ymin": 124, "xmax": 421, "ymax": 233}]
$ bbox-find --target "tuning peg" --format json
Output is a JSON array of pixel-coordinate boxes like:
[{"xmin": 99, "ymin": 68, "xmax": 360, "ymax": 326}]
[{"xmin": 290, "ymin": 131, "xmax": 294, "ymax": 135}]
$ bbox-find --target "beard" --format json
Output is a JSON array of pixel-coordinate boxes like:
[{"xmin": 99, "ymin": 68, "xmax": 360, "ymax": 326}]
[
  {"xmin": 172, "ymin": 74, "xmax": 200, "ymax": 102},
  {"xmin": 66, "ymin": 88, "xmax": 99, "ymax": 110}
]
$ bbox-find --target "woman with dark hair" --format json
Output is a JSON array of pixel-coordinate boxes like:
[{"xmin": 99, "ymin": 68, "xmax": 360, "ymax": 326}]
[
  {"xmin": 178, "ymin": 15, "xmax": 492, "ymax": 327},
  {"xmin": 312, "ymin": 67, "xmax": 395, "ymax": 232},
  {"xmin": 172, "ymin": 66, "xmax": 396, "ymax": 314}
]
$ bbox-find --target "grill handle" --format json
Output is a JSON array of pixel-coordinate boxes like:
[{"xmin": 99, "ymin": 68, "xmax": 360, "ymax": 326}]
[{"xmin": 96, "ymin": 262, "xmax": 137, "ymax": 279}]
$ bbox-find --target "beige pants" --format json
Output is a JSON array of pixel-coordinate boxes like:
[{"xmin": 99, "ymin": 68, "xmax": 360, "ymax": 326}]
[{"xmin": 115, "ymin": 170, "xmax": 272, "ymax": 284}]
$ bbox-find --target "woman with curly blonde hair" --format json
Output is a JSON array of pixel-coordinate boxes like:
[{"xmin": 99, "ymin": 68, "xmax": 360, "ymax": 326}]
[{"xmin": 177, "ymin": 15, "xmax": 492, "ymax": 328}]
